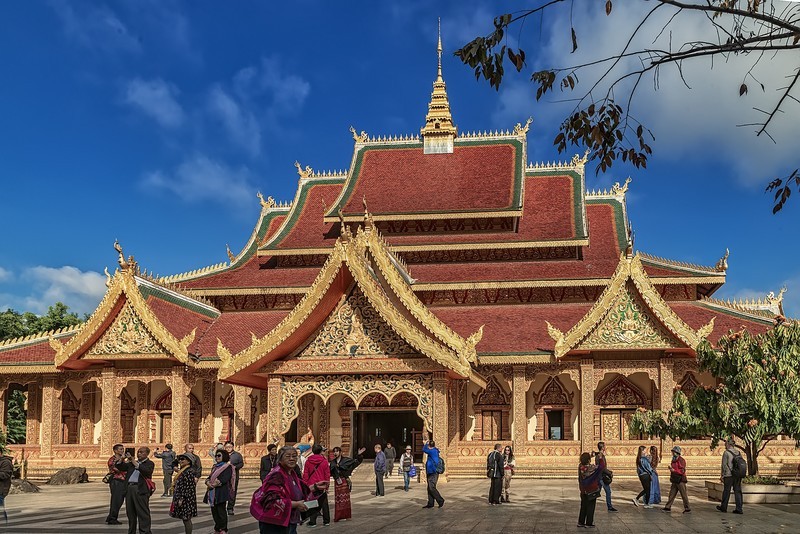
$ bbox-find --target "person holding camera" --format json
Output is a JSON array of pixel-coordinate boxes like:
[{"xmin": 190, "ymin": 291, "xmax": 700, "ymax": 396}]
[
  {"xmin": 116, "ymin": 446, "xmax": 155, "ymax": 534},
  {"xmin": 154, "ymin": 444, "xmax": 176, "ymax": 497},
  {"xmin": 105, "ymin": 443, "xmax": 127, "ymax": 525},
  {"xmin": 595, "ymin": 442, "xmax": 617, "ymax": 512}
]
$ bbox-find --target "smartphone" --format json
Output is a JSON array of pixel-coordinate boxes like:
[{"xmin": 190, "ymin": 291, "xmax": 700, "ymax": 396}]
[{"xmin": 125, "ymin": 447, "xmax": 135, "ymax": 457}]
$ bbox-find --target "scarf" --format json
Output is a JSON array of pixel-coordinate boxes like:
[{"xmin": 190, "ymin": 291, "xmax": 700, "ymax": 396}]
[
  {"xmin": 170, "ymin": 464, "xmax": 191, "ymax": 492},
  {"xmin": 208, "ymin": 461, "xmax": 235, "ymax": 505}
]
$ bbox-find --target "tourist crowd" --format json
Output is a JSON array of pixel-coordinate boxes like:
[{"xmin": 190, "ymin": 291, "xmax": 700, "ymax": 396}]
[{"xmin": 98, "ymin": 433, "xmax": 748, "ymax": 533}]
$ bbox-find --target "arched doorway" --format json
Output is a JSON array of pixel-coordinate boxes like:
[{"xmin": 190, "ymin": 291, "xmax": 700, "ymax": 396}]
[
  {"xmin": 350, "ymin": 392, "xmax": 423, "ymax": 459},
  {"xmin": 152, "ymin": 389, "xmax": 203, "ymax": 443}
]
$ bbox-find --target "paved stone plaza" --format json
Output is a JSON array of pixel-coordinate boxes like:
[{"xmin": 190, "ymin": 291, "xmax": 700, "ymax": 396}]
[{"xmin": 2, "ymin": 477, "xmax": 798, "ymax": 533}]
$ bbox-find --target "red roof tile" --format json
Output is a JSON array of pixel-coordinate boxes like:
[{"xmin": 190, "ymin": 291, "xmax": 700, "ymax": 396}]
[
  {"xmin": 336, "ymin": 142, "xmax": 523, "ymax": 216},
  {"xmin": 144, "ymin": 296, "xmax": 217, "ymax": 352},
  {"xmin": 670, "ymin": 302, "xmax": 772, "ymax": 345},
  {"xmin": 270, "ymin": 181, "xmax": 344, "ymax": 250},
  {"xmin": 180, "ymin": 255, "xmax": 321, "ymax": 289},
  {"xmin": 0, "ymin": 338, "xmax": 64, "ymax": 364},
  {"xmin": 196, "ymin": 310, "xmax": 291, "ymax": 356}
]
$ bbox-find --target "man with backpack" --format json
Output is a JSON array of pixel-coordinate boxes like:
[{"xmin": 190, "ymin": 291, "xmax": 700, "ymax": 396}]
[
  {"xmin": 717, "ymin": 438, "xmax": 745, "ymax": 514},
  {"xmin": 422, "ymin": 439, "xmax": 445, "ymax": 508}
]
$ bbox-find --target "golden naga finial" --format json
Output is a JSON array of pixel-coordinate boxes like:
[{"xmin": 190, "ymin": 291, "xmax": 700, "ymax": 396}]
[
  {"xmin": 767, "ymin": 287, "xmax": 787, "ymax": 304},
  {"xmin": 513, "ymin": 117, "xmax": 533, "ymax": 136},
  {"xmin": 466, "ymin": 325, "xmax": 484, "ymax": 349},
  {"xmin": 257, "ymin": 191, "xmax": 276, "ymax": 209},
  {"xmin": 697, "ymin": 317, "xmax": 716, "ymax": 340},
  {"xmin": 362, "ymin": 196, "xmax": 374, "ymax": 230},
  {"xmin": 217, "ymin": 339, "xmax": 233, "ymax": 367},
  {"xmin": 611, "ymin": 177, "xmax": 632, "ymax": 196},
  {"xmin": 625, "ymin": 225, "xmax": 635, "ymax": 259},
  {"xmin": 104, "ymin": 266, "xmax": 112, "ymax": 287},
  {"xmin": 349, "ymin": 126, "xmax": 368, "ymax": 143},
  {"xmin": 114, "ymin": 239, "xmax": 137, "ymax": 272},
  {"xmin": 226, "ymin": 244, "xmax": 236, "ymax": 263},
  {"xmin": 570, "ymin": 149, "xmax": 590, "ymax": 167},
  {"xmin": 545, "ymin": 321, "xmax": 566, "ymax": 357},
  {"xmin": 715, "ymin": 248, "xmax": 729, "ymax": 272},
  {"xmin": 294, "ymin": 161, "xmax": 313, "ymax": 179},
  {"xmin": 338, "ymin": 208, "xmax": 352, "ymax": 242}
]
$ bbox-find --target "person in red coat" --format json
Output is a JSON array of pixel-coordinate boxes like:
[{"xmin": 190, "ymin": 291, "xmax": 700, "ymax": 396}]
[{"xmin": 302, "ymin": 444, "xmax": 331, "ymax": 527}]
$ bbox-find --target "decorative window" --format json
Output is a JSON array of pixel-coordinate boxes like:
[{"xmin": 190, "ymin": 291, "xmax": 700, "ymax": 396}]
[
  {"xmin": 535, "ymin": 376, "xmax": 574, "ymax": 440},
  {"xmin": 60, "ymin": 388, "xmax": 80, "ymax": 444},
  {"xmin": 595, "ymin": 375, "xmax": 648, "ymax": 441},
  {"xmin": 472, "ymin": 376, "xmax": 511, "ymax": 441},
  {"xmin": 679, "ymin": 373, "xmax": 700, "ymax": 398},
  {"xmin": 120, "ymin": 389, "xmax": 135, "ymax": 443}
]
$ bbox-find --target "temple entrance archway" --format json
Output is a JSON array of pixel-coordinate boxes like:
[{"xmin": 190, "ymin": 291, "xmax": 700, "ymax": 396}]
[{"xmin": 348, "ymin": 392, "xmax": 422, "ymax": 459}]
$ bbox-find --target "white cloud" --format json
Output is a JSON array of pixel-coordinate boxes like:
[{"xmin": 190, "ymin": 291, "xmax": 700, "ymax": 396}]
[
  {"xmin": 49, "ymin": 0, "xmax": 142, "ymax": 55},
  {"xmin": 233, "ymin": 57, "xmax": 311, "ymax": 115},
  {"xmin": 125, "ymin": 78, "xmax": 185, "ymax": 129},
  {"xmin": 0, "ymin": 267, "xmax": 12, "ymax": 283},
  {"xmin": 493, "ymin": 2, "xmax": 800, "ymax": 182},
  {"xmin": 207, "ymin": 85, "xmax": 261, "ymax": 157},
  {"xmin": 0, "ymin": 266, "xmax": 106, "ymax": 316},
  {"xmin": 142, "ymin": 154, "xmax": 257, "ymax": 207}
]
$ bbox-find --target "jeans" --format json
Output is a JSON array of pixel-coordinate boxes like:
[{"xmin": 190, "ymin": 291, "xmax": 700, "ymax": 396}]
[
  {"xmin": 636, "ymin": 473, "xmax": 651, "ymax": 504},
  {"xmin": 0, "ymin": 494, "xmax": 6, "ymax": 524},
  {"xmin": 601, "ymin": 479, "xmax": 613, "ymax": 509},
  {"xmin": 579, "ymin": 493, "xmax": 597, "ymax": 526},
  {"xmin": 721, "ymin": 476, "xmax": 743, "ymax": 512},
  {"xmin": 403, "ymin": 470, "xmax": 411, "ymax": 490},
  {"xmin": 426, "ymin": 472, "xmax": 444, "ymax": 507}
]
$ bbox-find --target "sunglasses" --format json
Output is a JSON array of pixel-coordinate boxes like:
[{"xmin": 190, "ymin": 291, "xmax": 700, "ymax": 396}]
[{"xmin": 215, "ymin": 454, "xmax": 223, "ymax": 458}]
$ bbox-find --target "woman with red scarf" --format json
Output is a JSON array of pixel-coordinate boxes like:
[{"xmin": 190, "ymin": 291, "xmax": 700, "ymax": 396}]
[{"xmin": 252, "ymin": 446, "xmax": 311, "ymax": 534}]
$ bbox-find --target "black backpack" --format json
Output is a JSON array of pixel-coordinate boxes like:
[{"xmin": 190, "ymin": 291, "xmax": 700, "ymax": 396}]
[
  {"xmin": 733, "ymin": 454, "xmax": 747, "ymax": 479},
  {"xmin": 436, "ymin": 456, "xmax": 445, "ymax": 474}
]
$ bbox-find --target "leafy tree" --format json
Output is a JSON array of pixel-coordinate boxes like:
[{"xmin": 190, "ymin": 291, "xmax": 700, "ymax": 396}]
[
  {"xmin": 455, "ymin": 1, "xmax": 800, "ymax": 212},
  {"xmin": 630, "ymin": 322, "xmax": 800, "ymax": 476},
  {"xmin": 0, "ymin": 302, "xmax": 83, "ymax": 342},
  {"xmin": 5, "ymin": 389, "xmax": 26, "ymax": 445},
  {"xmin": 0, "ymin": 309, "xmax": 26, "ymax": 341}
]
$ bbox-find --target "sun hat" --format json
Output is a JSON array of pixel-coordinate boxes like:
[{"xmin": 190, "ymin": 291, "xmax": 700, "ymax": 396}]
[{"xmin": 671, "ymin": 446, "xmax": 682, "ymax": 455}]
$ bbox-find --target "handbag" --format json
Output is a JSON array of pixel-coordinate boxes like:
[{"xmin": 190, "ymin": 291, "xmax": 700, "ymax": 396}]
[
  {"xmin": 145, "ymin": 477, "xmax": 156, "ymax": 496},
  {"xmin": 587, "ymin": 489, "xmax": 602, "ymax": 499},
  {"xmin": 408, "ymin": 464, "xmax": 417, "ymax": 478},
  {"xmin": 601, "ymin": 470, "xmax": 613, "ymax": 485},
  {"xmin": 102, "ymin": 473, "xmax": 113, "ymax": 484}
]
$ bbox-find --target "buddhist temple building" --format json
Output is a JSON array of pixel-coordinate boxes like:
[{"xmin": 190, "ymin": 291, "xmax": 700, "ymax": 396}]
[{"xmin": 0, "ymin": 33, "xmax": 792, "ymax": 480}]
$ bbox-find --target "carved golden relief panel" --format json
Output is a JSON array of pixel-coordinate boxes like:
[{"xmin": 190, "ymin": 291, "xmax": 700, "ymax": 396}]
[
  {"xmin": 296, "ymin": 287, "xmax": 417, "ymax": 358},
  {"xmin": 87, "ymin": 303, "xmax": 166, "ymax": 355},
  {"xmin": 579, "ymin": 283, "xmax": 681, "ymax": 350}
]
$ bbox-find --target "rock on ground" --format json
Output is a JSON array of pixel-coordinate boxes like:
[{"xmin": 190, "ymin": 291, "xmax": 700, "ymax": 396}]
[
  {"xmin": 10, "ymin": 479, "xmax": 40, "ymax": 493},
  {"xmin": 47, "ymin": 467, "xmax": 88, "ymax": 485}
]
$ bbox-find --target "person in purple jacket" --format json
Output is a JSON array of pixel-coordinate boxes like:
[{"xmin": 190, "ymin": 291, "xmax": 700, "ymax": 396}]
[
  {"xmin": 578, "ymin": 451, "xmax": 606, "ymax": 528},
  {"xmin": 373, "ymin": 444, "xmax": 386, "ymax": 496}
]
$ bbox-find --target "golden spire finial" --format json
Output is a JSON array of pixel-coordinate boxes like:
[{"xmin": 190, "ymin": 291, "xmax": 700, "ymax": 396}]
[{"xmin": 421, "ymin": 18, "xmax": 457, "ymax": 154}]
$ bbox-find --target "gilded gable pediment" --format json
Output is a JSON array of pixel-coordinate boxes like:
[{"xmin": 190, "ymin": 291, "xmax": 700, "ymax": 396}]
[
  {"xmin": 86, "ymin": 303, "xmax": 167, "ymax": 358},
  {"xmin": 294, "ymin": 287, "xmax": 417, "ymax": 359}
]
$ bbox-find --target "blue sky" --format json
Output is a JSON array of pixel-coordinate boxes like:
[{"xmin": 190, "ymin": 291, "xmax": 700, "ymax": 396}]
[{"xmin": 0, "ymin": 1, "xmax": 798, "ymax": 317}]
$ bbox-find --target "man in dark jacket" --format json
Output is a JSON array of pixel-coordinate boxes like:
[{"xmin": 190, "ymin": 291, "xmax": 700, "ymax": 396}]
[
  {"xmin": 330, "ymin": 446, "xmax": 366, "ymax": 491},
  {"xmin": 182, "ymin": 443, "xmax": 202, "ymax": 481},
  {"xmin": 106, "ymin": 443, "xmax": 127, "ymax": 525},
  {"xmin": 224, "ymin": 441, "xmax": 244, "ymax": 514},
  {"xmin": 116, "ymin": 446, "xmax": 155, "ymax": 534},
  {"xmin": 487, "ymin": 443, "xmax": 504, "ymax": 505},
  {"xmin": 259, "ymin": 443, "xmax": 278, "ymax": 481},
  {"xmin": 0, "ymin": 452, "xmax": 13, "ymax": 522},
  {"xmin": 153, "ymin": 443, "xmax": 176, "ymax": 497},
  {"xmin": 373, "ymin": 444, "xmax": 386, "ymax": 496}
]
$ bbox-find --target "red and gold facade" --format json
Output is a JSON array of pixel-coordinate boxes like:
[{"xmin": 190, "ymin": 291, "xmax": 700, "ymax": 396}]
[{"xmin": 0, "ymin": 47, "xmax": 793, "ymax": 480}]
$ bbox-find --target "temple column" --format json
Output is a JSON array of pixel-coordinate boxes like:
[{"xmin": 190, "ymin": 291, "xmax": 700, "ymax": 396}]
[
  {"xmin": 512, "ymin": 366, "xmax": 527, "ymax": 449},
  {"xmin": 80, "ymin": 382, "xmax": 96, "ymax": 444},
  {"xmin": 257, "ymin": 391, "xmax": 269, "ymax": 443},
  {"xmin": 659, "ymin": 355, "xmax": 675, "ymax": 451},
  {"xmin": 447, "ymin": 380, "xmax": 460, "ymax": 450},
  {"xmin": 233, "ymin": 385, "xmax": 253, "ymax": 446},
  {"xmin": 135, "ymin": 382, "xmax": 149, "ymax": 443},
  {"xmin": 40, "ymin": 378, "xmax": 63, "ymax": 457},
  {"xmin": 318, "ymin": 400, "xmax": 330, "ymax": 449},
  {"xmin": 100, "ymin": 368, "xmax": 120, "ymax": 455},
  {"xmin": 202, "ymin": 379, "xmax": 215, "ymax": 443},
  {"xmin": 580, "ymin": 358, "xmax": 595, "ymax": 452},
  {"xmin": 26, "ymin": 383, "xmax": 41, "ymax": 445},
  {"xmin": 431, "ymin": 372, "xmax": 449, "ymax": 473},
  {"xmin": 171, "ymin": 367, "xmax": 190, "ymax": 447},
  {"xmin": 265, "ymin": 376, "xmax": 283, "ymax": 445},
  {"xmin": 0, "ymin": 383, "xmax": 7, "ymax": 433}
]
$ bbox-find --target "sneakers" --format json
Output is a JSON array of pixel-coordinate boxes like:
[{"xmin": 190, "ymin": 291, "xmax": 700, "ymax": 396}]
[
  {"xmin": 662, "ymin": 507, "xmax": 671, "ymax": 512},
  {"xmin": 632, "ymin": 498, "xmax": 639, "ymax": 507},
  {"xmin": 716, "ymin": 505, "xmax": 727, "ymax": 513},
  {"xmin": 106, "ymin": 520, "xmax": 122, "ymax": 525},
  {"xmin": 308, "ymin": 524, "xmax": 317, "ymax": 528},
  {"xmin": 683, "ymin": 509, "xmax": 692, "ymax": 513},
  {"xmin": 577, "ymin": 525, "xmax": 585, "ymax": 528},
  {"xmin": 643, "ymin": 504, "xmax": 654, "ymax": 509},
  {"xmin": 732, "ymin": 510, "xmax": 743, "ymax": 515},
  {"xmin": 608, "ymin": 507, "xmax": 618, "ymax": 512}
]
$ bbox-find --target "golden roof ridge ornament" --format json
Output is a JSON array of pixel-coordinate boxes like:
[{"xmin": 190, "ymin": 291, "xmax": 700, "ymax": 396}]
[
  {"xmin": 611, "ymin": 177, "xmax": 632, "ymax": 196},
  {"xmin": 294, "ymin": 161, "xmax": 314, "ymax": 179},
  {"xmin": 420, "ymin": 18, "xmax": 457, "ymax": 154},
  {"xmin": 114, "ymin": 239, "xmax": 138, "ymax": 274},
  {"xmin": 257, "ymin": 191, "xmax": 276, "ymax": 209},
  {"xmin": 349, "ymin": 126, "xmax": 368, "ymax": 144},
  {"xmin": 513, "ymin": 117, "xmax": 533, "ymax": 136},
  {"xmin": 715, "ymin": 248, "xmax": 729, "ymax": 272},
  {"xmin": 226, "ymin": 244, "xmax": 236, "ymax": 263}
]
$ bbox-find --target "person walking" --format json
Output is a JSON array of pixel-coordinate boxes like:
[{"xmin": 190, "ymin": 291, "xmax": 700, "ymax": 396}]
[
  {"xmin": 578, "ymin": 451, "xmax": 606, "ymax": 528},
  {"xmin": 116, "ymin": 446, "xmax": 155, "ymax": 534},
  {"xmin": 501, "ymin": 445, "xmax": 515, "ymax": 503},
  {"xmin": 649, "ymin": 445, "xmax": 662, "ymax": 505},
  {"xmin": 422, "ymin": 439, "xmax": 444, "ymax": 509},
  {"xmin": 373, "ymin": 444, "xmax": 386, "ymax": 496},
  {"xmin": 384, "ymin": 442, "xmax": 396, "ymax": 479},
  {"xmin": 633, "ymin": 445, "xmax": 655, "ymax": 508},
  {"xmin": 662, "ymin": 446, "xmax": 691, "ymax": 513},
  {"xmin": 400, "ymin": 445, "xmax": 415, "ymax": 492},
  {"xmin": 169, "ymin": 454, "xmax": 198, "ymax": 534},
  {"xmin": 303, "ymin": 443, "xmax": 331, "ymax": 527},
  {"xmin": 106, "ymin": 443, "xmax": 127, "ymax": 525},
  {"xmin": 595, "ymin": 441, "xmax": 617, "ymax": 512},
  {"xmin": 329, "ymin": 446, "xmax": 366, "ymax": 522},
  {"xmin": 252, "ymin": 446, "xmax": 311, "ymax": 534},
  {"xmin": 717, "ymin": 438, "xmax": 744, "ymax": 514},
  {"xmin": 487, "ymin": 443, "xmax": 503, "ymax": 505},
  {"xmin": 154, "ymin": 443, "xmax": 176, "ymax": 497},
  {"xmin": 0, "ymin": 451, "xmax": 13, "ymax": 524},
  {"xmin": 183, "ymin": 444, "xmax": 202, "ymax": 482},
  {"xmin": 224, "ymin": 441, "xmax": 244, "ymax": 515},
  {"xmin": 205, "ymin": 449, "xmax": 236, "ymax": 534},
  {"xmin": 260, "ymin": 443, "xmax": 279, "ymax": 482}
]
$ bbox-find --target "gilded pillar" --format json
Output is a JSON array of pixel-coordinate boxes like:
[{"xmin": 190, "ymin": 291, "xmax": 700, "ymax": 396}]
[
  {"xmin": 659, "ymin": 355, "xmax": 675, "ymax": 451},
  {"xmin": 580, "ymin": 358, "xmax": 595, "ymax": 452},
  {"xmin": 26, "ymin": 384, "xmax": 41, "ymax": 445},
  {"xmin": 318, "ymin": 400, "xmax": 330, "ymax": 449},
  {"xmin": 296, "ymin": 395, "xmax": 313, "ymax": 438},
  {"xmin": 232, "ymin": 385, "xmax": 253, "ymax": 446},
  {"xmin": 257, "ymin": 391, "xmax": 269, "ymax": 442},
  {"xmin": 171, "ymin": 367, "xmax": 190, "ymax": 447},
  {"xmin": 135, "ymin": 382, "xmax": 149, "ymax": 443},
  {"xmin": 80, "ymin": 382, "xmax": 96, "ymax": 444},
  {"xmin": 432, "ymin": 372, "xmax": 449, "ymax": 467},
  {"xmin": 266, "ymin": 376, "xmax": 283, "ymax": 445},
  {"xmin": 100, "ymin": 368, "xmax": 120, "ymax": 455},
  {"xmin": 512, "ymin": 365, "xmax": 527, "ymax": 448},
  {"xmin": 447, "ymin": 380, "xmax": 460, "ymax": 450},
  {"xmin": 202, "ymin": 379, "xmax": 215, "ymax": 443},
  {"xmin": 40, "ymin": 378, "xmax": 63, "ymax": 457}
]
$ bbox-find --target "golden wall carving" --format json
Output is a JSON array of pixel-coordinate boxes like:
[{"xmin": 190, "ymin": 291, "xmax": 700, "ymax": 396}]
[
  {"xmin": 593, "ymin": 360, "xmax": 659, "ymax": 385},
  {"xmin": 88, "ymin": 303, "xmax": 166, "ymax": 355}
]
